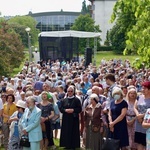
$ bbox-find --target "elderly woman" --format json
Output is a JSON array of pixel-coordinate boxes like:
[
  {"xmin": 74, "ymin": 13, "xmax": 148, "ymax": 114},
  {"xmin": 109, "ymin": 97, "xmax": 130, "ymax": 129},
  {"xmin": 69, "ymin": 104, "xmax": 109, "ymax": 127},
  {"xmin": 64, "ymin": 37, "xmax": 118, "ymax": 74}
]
[
  {"xmin": 108, "ymin": 87, "xmax": 129, "ymax": 150},
  {"xmin": 84, "ymin": 93, "xmax": 103, "ymax": 150},
  {"xmin": 21, "ymin": 96, "xmax": 42, "ymax": 150}
]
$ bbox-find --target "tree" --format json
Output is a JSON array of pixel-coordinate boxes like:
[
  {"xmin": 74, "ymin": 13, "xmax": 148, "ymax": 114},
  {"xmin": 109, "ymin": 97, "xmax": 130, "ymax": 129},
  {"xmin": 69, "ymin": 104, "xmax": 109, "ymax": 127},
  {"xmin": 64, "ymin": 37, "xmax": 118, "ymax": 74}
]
[
  {"xmin": 109, "ymin": 23, "xmax": 126, "ymax": 54},
  {"xmin": 81, "ymin": 0, "xmax": 90, "ymax": 14},
  {"xmin": 104, "ymin": 30, "xmax": 111, "ymax": 46},
  {"xmin": 0, "ymin": 21, "xmax": 25, "ymax": 76},
  {"xmin": 6, "ymin": 23, "xmax": 29, "ymax": 47},
  {"xmin": 71, "ymin": 14, "xmax": 101, "ymax": 54},
  {"xmin": 110, "ymin": 0, "xmax": 150, "ymax": 68},
  {"xmin": 7, "ymin": 15, "xmax": 40, "ymax": 47},
  {"xmin": 124, "ymin": 0, "xmax": 150, "ymax": 68},
  {"xmin": 109, "ymin": 0, "xmax": 137, "ymax": 54}
]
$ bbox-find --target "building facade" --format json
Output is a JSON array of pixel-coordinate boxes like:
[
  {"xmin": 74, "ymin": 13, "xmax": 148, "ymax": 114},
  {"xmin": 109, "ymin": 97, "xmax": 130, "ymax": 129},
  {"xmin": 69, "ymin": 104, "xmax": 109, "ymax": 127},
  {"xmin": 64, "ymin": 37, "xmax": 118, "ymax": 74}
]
[
  {"xmin": 29, "ymin": 11, "xmax": 81, "ymax": 32},
  {"xmin": 89, "ymin": 0, "xmax": 117, "ymax": 45}
]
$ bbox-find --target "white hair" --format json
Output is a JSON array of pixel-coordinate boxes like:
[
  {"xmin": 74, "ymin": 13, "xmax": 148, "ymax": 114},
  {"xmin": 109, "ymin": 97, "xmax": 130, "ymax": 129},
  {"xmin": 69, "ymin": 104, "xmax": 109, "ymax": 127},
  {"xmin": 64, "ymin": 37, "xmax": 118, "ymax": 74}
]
[{"xmin": 112, "ymin": 87, "xmax": 123, "ymax": 96}]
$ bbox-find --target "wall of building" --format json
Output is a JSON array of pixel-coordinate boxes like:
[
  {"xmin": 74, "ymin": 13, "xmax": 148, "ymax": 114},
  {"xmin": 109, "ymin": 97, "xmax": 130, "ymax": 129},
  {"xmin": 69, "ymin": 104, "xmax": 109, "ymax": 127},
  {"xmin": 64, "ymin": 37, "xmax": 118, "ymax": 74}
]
[{"xmin": 92, "ymin": 0, "xmax": 116, "ymax": 45}]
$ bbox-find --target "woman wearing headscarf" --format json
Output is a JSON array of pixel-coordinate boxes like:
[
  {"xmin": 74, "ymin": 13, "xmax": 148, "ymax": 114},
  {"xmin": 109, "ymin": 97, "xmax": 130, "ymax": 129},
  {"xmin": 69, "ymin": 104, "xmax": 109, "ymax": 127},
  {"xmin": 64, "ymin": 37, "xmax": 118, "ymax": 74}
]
[
  {"xmin": 8, "ymin": 100, "xmax": 26, "ymax": 150},
  {"xmin": 59, "ymin": 85, "xmax": 82, "ymax": 149},
  {"xmin": 84, "ymin": 93, "xmax": 103, "ymax": 150}
]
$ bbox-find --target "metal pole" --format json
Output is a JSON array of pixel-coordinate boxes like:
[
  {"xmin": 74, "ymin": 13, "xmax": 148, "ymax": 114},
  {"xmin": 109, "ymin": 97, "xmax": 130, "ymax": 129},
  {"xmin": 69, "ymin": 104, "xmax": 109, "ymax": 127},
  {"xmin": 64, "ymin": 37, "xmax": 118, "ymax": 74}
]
[
  {"xmin": 27, "ymin": 33, "xmax": 30, "ymax": 62},
  {"xmin": 93, "ymin": 37, "xmax": 97, "ymax": 66},
  {"xmin": 86, "ymin": 38, "xmax": 89, "ymax": 48},
  {"xmin": 27, "ymin": 33, "xmax": 32, "ymax": 62}
]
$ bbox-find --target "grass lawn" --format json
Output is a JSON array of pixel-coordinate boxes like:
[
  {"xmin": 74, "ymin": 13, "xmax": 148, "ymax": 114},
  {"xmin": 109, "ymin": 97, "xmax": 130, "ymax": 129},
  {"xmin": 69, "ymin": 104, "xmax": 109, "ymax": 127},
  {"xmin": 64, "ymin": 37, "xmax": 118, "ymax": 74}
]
[
  {"xmin": 95, "ymin": 51, "xmax": 139, "ymax": 66},
  {"xmin": 10, "ymin": 52, "xmax": 29, "ymax": 77},
  {"xmin": 11, "ymin": 51, "xmax": 139, "ymax": 77}
]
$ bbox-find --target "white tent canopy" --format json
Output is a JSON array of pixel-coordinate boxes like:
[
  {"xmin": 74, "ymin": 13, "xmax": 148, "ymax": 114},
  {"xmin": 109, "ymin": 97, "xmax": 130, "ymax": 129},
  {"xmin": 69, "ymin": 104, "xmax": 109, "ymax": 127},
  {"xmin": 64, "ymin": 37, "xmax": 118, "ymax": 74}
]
[{"xmin": 38, "ymin": 30, "xmax": 101, "ymax": 38}]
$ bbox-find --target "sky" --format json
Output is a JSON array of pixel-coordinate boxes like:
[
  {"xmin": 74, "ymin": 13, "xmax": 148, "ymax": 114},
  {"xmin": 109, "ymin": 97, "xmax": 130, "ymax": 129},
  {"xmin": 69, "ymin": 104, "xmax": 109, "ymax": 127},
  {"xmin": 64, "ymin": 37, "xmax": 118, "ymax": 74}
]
[{"xmin": 0, "ymin": 0, "xmax": 90, "ymax": 16}]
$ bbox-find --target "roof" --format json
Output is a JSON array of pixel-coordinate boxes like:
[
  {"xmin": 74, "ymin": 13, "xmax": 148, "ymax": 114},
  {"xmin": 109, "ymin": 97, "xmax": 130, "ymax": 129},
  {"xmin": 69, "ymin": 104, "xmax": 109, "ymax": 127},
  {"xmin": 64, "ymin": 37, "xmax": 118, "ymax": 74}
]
[
  {"xmin": 38, "ymin": 30, "xmax": 101, "ymax": 38},
  {"xmin": 29, "ymin": 11, "xmax": 81, "ymax": 17}
]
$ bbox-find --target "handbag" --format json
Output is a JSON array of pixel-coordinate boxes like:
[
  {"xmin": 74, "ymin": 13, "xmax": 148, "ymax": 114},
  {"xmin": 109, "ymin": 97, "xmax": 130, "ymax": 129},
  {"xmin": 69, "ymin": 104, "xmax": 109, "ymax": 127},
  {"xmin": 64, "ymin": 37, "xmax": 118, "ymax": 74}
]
[
  {"xmin": 20, "ymin": 135, "xmax": 30, "ymax": 147},
  {"xmin": 102, "ymin": 137, "xmax": 120, "ymax": 150},
  {"xmin": 91, "ymin": 125, "xmax": 100, "ymax": 132}
]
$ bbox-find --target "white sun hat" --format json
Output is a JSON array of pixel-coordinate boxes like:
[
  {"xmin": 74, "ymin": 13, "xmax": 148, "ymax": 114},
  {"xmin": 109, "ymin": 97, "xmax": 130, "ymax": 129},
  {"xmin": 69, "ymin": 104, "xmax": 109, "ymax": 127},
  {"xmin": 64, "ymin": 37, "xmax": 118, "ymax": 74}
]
[{"xmin": 16, "ymin": 100, "xmax": 26, "ymax": 109}]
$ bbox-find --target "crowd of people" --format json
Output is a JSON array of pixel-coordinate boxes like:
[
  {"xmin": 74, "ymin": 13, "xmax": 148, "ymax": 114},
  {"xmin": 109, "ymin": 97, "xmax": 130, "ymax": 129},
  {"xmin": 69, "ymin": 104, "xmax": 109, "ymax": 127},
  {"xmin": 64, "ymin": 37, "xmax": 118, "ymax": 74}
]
[{"xmin": 0, "ymin": 58, "xmax": 150, "ymax": 150}]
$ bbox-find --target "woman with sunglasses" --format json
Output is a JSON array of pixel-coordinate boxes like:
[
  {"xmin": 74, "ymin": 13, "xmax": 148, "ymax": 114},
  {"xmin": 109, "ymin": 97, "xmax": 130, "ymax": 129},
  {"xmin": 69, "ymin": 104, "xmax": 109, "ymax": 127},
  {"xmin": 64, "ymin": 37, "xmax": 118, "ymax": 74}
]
[{"xmin": 8, "ymin": 100, "xmax": 26, "ymax": 150}]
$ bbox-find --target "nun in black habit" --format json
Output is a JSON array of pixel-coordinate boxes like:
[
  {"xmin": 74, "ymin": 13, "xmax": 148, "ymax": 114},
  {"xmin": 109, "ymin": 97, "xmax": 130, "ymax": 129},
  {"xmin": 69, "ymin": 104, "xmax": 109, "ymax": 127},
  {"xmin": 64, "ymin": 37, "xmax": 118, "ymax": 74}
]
[{"xmin": 59, "ymin": 85, "xmax": 82, "ymax": 149}]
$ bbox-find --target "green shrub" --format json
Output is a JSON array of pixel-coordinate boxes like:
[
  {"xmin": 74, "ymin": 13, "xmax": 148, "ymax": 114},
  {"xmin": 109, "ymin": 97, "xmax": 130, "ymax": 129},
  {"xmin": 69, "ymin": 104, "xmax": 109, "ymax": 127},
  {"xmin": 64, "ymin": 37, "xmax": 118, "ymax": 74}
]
[{"xmin": 98, "ymin": 46, "xmax": 112, "ymax": 51}]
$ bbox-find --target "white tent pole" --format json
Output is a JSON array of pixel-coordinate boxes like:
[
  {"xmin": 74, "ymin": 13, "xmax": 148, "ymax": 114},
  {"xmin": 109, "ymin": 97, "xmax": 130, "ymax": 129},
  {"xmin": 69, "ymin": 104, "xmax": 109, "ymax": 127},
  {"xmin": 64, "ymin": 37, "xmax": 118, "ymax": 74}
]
[
  {"xmin": 86, "ymin": 38, "xmax": 89, "ymax": 47},
  {"xmin": 93, "ymin": 37, "xmax": 97, "ymax": 66}
]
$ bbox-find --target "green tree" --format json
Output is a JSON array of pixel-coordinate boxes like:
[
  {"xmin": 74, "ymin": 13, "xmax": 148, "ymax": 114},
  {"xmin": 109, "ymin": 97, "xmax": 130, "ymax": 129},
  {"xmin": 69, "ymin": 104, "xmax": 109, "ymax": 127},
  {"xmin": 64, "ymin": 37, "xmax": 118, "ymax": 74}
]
[
  {"xmin": 110, "ymin": 0, "xmax": 150, "ymax": 68},
  {"xmin": 109, "ymin": 0, "xmax": 137, "ymax": 54},
  {"xmin": 124, "ymin": 0, "xmax": 150, "ymax": 68},
  {"xmin": 81, "ymin": 0, "xmax": 90, "ymax": 14},
  {"xmin": 8, "ymin": 15, "xmax": 40, "ymax": 47},
  {"xmin": 104, "ymin": 30, "xmax": 110, "ymax": 46},
  {"xmin": 71, "ymin": 14, "xmax": 101, "ymax": 54},
  {"xmin": 0, "ymin": 21, "xmax": 25, "ymax": 76},
  {"xmin": 109, "ymin": 23, "xmax": 126, "ymax": 54}
]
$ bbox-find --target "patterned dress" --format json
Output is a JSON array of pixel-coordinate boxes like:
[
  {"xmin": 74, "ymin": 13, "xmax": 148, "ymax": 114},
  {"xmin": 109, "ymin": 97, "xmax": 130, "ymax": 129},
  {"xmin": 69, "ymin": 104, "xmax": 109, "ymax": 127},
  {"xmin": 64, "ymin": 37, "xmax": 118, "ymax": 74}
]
[
  {"xmin": 144, "ymin": 108, "xmax": 150, "ymax": 150},
  {"xmin": 126, "ymin": 101, "xmax": 137, "ymax": 149},
  {"xmin": 8, "ymin": 112, "xmax": 23, "ymax": 150}
]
